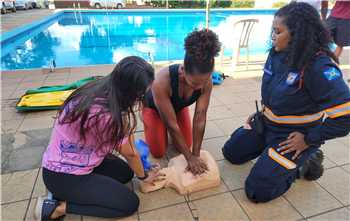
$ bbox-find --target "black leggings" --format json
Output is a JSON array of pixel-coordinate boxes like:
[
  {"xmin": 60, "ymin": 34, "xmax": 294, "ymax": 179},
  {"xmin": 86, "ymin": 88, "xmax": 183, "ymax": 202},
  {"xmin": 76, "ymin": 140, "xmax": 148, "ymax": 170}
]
[{"xmin": 42, "ymin": 156, "xmax": 139, "ymax": 218}]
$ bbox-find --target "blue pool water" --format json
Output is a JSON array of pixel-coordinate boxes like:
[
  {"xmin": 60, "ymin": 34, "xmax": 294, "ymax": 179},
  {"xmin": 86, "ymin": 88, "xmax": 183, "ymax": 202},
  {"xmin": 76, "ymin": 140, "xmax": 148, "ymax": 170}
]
[{"xmin": 1, "ymin": 10, "xmax": 276, "ymax": 70}]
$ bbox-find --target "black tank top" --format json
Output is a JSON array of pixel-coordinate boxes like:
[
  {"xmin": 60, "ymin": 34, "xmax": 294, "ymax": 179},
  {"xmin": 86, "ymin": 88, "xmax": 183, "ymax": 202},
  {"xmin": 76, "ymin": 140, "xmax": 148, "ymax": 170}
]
[{"xmin": 144, "ymin": 64, "xmax": 202, "ymax": 113}]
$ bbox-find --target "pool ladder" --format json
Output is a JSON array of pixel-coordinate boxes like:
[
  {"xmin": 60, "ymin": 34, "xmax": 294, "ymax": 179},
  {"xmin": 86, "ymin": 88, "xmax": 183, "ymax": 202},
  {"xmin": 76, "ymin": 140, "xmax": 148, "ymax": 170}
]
[
  {"xmin": 73, "ymin": 2, "xmax": 83, "ymax": 24},
  {"xmin": 148, "ymin": 52, "xmax": 154, "ymax": 67},
  {"xmin": 49, "ymin": 59, "xmax": 56, "ymax": 72}
]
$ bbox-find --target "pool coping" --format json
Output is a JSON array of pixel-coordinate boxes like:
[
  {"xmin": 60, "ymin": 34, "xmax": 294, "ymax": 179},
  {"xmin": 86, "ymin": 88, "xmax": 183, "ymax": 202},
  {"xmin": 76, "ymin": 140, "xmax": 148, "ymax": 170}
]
[{"xmin": 1, "ymin": 11, "xmax": 64, "ymax": 46}]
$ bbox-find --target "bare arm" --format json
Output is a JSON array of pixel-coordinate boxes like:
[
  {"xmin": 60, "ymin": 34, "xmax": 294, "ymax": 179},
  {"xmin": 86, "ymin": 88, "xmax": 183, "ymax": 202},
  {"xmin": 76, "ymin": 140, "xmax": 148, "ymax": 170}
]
[
  {"xmin": 192, "ymin": 80, "xmax": 212, "ymax": 156},
  {"xmin": 152, "ymin": 68, "xmax": 192, "ymax": 160},
  {"xmin": 119, "ymin": 134, "xmax": 165, "ymax": 183},
  {"xmin": 119, "ymin": 134, "xmax": 145, "ymax": 177}
]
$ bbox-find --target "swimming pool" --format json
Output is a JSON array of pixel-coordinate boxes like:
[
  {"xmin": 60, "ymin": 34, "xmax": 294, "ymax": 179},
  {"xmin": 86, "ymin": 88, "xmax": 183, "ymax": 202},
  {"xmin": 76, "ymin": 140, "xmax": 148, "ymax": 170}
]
[{"xmin": 0, "ymin": 9, "xmax": 276, "ymax": 70}]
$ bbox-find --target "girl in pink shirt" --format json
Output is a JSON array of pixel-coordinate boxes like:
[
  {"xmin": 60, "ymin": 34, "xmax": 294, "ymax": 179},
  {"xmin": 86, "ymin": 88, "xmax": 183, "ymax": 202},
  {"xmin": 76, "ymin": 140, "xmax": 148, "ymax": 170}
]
[{"xmin": 35, "ymin": 56, "xmax": 163, "ymax": 221}]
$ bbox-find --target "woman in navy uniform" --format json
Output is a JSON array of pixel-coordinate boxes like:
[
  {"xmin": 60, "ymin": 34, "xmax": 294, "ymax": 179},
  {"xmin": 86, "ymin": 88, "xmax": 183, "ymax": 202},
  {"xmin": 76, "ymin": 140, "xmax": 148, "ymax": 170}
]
[{"xmin": 222, "ymin": 2, "xmax": 350, "ymax": 203}]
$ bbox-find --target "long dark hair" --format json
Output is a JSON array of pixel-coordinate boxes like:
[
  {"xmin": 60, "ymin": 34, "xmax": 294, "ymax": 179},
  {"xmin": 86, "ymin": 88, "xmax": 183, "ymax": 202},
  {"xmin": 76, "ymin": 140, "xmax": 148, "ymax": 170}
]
[
  {"xmin": 184, "ymin": 29, "xmax": 221, "ymax": 74},
  {"xmin": 59, "ymin": 56, "xmax": 154, "ymax": 149},
  {"xmin": 274, "ymin": 2, "xmax": 338, "ymax": 71}
]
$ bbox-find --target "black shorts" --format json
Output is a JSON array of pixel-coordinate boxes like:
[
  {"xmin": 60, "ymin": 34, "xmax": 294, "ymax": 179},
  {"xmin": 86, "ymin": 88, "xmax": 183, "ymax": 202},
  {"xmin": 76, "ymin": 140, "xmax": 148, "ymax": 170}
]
[{"xmin": 326, "ymin": 16, "xmax": 350, "ymax": 47}]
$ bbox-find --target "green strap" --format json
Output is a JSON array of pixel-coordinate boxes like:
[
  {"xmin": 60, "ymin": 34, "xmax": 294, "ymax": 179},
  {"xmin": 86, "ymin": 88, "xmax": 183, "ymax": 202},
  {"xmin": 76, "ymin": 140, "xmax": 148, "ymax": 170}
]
[
  {"xmin": 16, "ymin": 105, "xmax": 62, "ymax": 111},
  {"xmin": 25, "ymin": 76, "xmax": 100, "ymax": 94}
]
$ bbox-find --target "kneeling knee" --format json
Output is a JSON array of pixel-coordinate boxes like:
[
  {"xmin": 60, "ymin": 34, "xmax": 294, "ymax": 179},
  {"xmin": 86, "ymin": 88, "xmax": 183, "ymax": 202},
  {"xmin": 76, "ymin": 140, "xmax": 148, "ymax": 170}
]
[
  {"xmin": 222, "ymin": 147, "xmax": 247, "ymax": 165},
  {"xmin": 245, "ymin": 177, "xmax": 279, "ymax": 203},
  {"xmin": 245, "ymin": 186, "xmax": 275, "ymax": 203},
  {"xmin": 123, "ymin": 193, "xmax": 140, "ymax": 216},
  {"xmin": 150, "ymin": 150, "xmax": 166, "ymax": 159},
  {"xmin": 111, "ymin": 193, "xmax": 139, "ymax": 217}
]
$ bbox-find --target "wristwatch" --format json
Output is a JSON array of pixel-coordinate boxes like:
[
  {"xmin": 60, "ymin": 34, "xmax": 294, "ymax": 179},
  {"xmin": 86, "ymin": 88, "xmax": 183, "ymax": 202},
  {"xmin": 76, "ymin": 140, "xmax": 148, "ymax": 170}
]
[{"xmin": 137, "ymin": 171, "xmax": 149, "ymax": 181}]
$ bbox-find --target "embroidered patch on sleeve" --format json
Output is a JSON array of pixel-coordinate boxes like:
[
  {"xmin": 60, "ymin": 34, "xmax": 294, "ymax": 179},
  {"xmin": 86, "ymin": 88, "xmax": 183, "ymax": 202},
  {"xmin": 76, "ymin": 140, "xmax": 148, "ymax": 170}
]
[{"xmin": 323, "ymin": 67, "xmax": 341, "ymax": 81}]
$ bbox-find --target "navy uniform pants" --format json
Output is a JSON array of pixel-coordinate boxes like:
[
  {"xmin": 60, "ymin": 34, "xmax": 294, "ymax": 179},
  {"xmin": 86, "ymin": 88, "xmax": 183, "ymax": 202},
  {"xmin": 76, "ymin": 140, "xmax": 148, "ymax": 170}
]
[{"xmin": 222, "ymin": 126, "xmax": 319, "ymax": 203}]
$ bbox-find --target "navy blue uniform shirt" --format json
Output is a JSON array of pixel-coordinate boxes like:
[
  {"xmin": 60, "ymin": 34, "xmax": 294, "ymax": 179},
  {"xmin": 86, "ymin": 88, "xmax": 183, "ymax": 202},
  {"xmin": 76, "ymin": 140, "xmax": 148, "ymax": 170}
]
[{"xmin": 261, "ymin": 50, "xmax": 350, "ymax": 145}]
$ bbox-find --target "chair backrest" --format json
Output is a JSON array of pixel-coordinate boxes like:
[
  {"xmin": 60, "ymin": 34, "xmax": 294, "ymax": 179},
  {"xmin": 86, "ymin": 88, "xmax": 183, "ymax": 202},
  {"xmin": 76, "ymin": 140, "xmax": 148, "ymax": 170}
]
[{"xmin": 234, "ymin": 19, "xmax": 259, "ymax": 48}]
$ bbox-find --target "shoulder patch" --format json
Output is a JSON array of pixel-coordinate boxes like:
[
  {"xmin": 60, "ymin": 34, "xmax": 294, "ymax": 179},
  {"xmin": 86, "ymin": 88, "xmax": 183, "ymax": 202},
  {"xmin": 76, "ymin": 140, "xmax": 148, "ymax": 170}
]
[{"xmin": 323, "ymin": 67, "xmax": 341, "ymax": 81}]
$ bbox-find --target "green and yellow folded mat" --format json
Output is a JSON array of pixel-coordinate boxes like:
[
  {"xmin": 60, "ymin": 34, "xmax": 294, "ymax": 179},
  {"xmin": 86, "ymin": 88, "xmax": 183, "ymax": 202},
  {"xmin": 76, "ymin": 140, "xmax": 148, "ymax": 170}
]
[{"xmin": 16, "ymin": 76, "xmax": 100, "ymax": 111}]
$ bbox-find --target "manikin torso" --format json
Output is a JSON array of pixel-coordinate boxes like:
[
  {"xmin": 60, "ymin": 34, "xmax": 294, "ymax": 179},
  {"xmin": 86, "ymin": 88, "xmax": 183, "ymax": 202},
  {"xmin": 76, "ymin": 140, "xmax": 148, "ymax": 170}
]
[{"xmin": 139, "ymin": 150, "xmax": 220, "ymax": 195}]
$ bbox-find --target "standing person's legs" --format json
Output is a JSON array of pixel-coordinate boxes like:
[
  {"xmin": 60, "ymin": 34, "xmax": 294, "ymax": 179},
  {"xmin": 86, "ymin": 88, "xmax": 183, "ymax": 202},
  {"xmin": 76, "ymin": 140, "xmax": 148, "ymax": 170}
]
[
  {"xmin": 334, "ymin": 46, "xmax": 343, "ymax": 58},
  {"xmin": 327, "ymin": 17, "xmax": 350, "ymax": 58},
  {"xmin": 176, "ymin": 107, "xmax": 192, "ymax": 149},
  {"xmin": 142, "ymin": 107, "xmax": 168, "ymax": 158},
  {"xmin": 42, "ymin": 157, "xmax": 139, "ymax": 218}
]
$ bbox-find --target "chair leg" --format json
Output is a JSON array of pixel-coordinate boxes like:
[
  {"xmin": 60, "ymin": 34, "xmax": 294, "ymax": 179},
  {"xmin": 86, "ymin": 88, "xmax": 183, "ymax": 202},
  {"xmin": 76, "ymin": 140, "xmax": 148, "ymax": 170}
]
[
  {"xmin": 220, "ymin": 46, "xmax": 225, "ymax": 67},
  {"xmin": 232, "ymin": 47, "xmax": 240, "ymax": 71},
  {"xmin": 246, "ymin": 47, "xmax": 249, "ymax": 70}
]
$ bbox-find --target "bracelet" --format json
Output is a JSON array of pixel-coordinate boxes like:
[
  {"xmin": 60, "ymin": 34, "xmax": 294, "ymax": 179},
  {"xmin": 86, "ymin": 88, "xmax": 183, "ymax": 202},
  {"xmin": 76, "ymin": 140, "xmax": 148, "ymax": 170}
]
[{"xmin": 137, "ymin": 172, "xmax": 149, "ymax": 181}]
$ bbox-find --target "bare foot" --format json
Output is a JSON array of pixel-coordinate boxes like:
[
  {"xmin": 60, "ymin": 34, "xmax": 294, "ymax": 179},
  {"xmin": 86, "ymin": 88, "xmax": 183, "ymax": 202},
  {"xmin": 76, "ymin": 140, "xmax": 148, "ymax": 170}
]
[{"xmin": 50, "ymin": 201, "xmax": 66, "ymax": 219}]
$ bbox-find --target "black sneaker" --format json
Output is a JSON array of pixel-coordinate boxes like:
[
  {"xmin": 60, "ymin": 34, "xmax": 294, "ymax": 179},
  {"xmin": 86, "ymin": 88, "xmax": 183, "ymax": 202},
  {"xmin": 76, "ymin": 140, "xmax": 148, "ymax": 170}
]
[{"xmin": 299, "ymin": 149, "xmax": 324, "ymax": 181}]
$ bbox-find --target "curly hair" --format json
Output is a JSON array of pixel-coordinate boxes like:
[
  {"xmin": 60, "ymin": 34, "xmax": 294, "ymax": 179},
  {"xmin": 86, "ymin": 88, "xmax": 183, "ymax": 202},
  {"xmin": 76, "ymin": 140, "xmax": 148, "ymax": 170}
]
[
  {"xmin": 274, "ymin": 2, "xmax": 338, "ymax": 71},
  {"xmin": 184, "ymin": 29, "xmax": 221, "ymax": 74}
]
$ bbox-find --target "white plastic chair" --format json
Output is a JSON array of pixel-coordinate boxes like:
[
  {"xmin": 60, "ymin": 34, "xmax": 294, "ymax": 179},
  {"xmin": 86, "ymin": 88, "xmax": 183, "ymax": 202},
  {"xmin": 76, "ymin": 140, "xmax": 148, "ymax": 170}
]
[{"xmin": 221, "ymin": 19, "xmax": 259, "ymax": 70}]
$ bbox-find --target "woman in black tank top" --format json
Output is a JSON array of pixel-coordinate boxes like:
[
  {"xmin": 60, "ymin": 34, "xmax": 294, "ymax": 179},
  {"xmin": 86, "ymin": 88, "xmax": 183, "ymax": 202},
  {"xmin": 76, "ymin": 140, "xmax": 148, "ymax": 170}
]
[
  {"xmin": 144, "ymin": 64, "xmax": 202, "ymax": 113},
  {"xmin": 142, "ymin": 29, "xmax": 221, "ymax": 175}
]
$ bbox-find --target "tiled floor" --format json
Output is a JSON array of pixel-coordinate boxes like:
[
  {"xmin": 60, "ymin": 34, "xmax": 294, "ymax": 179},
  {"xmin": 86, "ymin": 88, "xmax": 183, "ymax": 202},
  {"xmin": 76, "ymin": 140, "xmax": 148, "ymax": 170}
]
[
  {"xmin": 0, "ymin": 9, "xmax": 55, "ymax": 34},
  {"xmin": 1, "ymin": 64, "xmax": 349, "ymax": 221},
  {"xmin": 1, "ymin": 9, "xmax": 350, "ymax": 221}
]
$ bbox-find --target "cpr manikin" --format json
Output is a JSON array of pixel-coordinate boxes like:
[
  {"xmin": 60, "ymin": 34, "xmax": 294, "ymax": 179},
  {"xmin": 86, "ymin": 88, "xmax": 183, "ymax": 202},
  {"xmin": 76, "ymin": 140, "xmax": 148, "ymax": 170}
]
[{"xmin": 139, "ymin": 150, "xmax": 220, "ymax": 195}]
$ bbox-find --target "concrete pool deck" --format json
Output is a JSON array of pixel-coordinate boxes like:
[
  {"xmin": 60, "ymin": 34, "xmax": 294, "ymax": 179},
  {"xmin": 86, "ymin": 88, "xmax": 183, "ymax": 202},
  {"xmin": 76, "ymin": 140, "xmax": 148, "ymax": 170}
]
[{"xmin": 1, "ymin": 9, "xmax": 350, "ymax": 221}]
